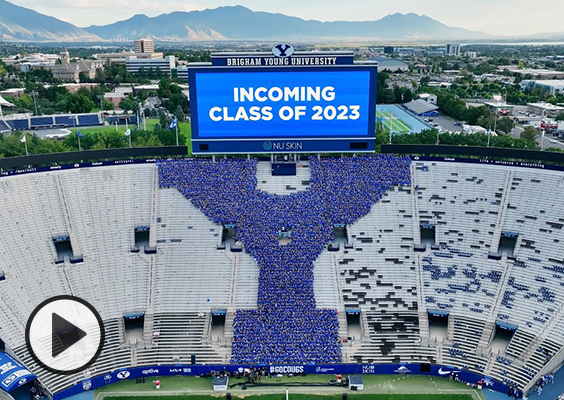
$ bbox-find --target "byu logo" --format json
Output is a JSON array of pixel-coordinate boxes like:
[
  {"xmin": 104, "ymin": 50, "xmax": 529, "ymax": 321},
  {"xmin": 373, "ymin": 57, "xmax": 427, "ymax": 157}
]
[
  {"xmin": 272, "ymin": 43, "xmax": 294, "ymax": 58},
  {"xmin": 116, "ymin": 371, "xmax": 130, "ymax": 379}
]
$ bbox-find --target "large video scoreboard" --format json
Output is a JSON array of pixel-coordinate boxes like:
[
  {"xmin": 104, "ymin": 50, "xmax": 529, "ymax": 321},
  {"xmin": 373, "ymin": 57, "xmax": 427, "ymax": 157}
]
[{"xmin": 189, "ymin": 48, "xmax": 377, "ymax": 154}]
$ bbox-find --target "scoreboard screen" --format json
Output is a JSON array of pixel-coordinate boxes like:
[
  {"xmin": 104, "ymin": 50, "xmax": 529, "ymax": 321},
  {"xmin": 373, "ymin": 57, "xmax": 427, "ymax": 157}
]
[{"xmin": 189, "ymin": 65, "xmax": 377, "ymax": 154}]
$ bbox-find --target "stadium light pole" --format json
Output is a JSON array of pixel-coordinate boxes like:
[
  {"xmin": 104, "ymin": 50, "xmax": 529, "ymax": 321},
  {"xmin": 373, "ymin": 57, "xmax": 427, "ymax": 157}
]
[
  {"xmin": 74, "ymin": 116, "xmax": 82, "ymax": 151},
  {"xmin": 22, "ymin": 134, "xmax": 28, "ymax": 156},
  {"xmin": 97, "ymin": 95, "xmax": 104, "ymax": 114},
  {"xmin": 30, "ymin": 91, "xmax": 39, "ymax": 116}
]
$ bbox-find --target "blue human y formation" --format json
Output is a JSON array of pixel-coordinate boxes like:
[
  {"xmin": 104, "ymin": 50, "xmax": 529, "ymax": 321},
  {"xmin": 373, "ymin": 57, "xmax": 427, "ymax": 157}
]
[{"xmin": 158, "ymin": 155, "xmax": 411, "ymax": 364}]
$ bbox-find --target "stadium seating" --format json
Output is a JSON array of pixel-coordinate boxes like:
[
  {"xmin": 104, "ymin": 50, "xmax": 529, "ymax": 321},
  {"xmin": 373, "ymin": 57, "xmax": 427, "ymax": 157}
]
[
  {"xmin": 54, "ymin": 116, "xmax": 77, "ymax": 127},
  {"xmin": 6, "ymin": 118, "xmax": 30, "ymax": 130},
  {"xmin": 2, "ymin": 157, "xmax": 564, "ymax": 396},
  {"xmin": 30, "ymin": 116, "xmax": 55, "ymax": 128},
  {"xmin": 77, "ymin": 113, "xmax": 102, "ymax": 126},
  {"xmin": 0, "ymin": 120, "xmax": 11, "ymax": 132},
  {"xmin": 158, "ymin": 155, "xmax": 412, "ymax": 364}
]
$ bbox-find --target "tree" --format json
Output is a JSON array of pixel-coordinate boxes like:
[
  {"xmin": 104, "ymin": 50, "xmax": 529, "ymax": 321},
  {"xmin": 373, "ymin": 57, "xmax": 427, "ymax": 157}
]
[
  {"xmin": 174, "ymin": 105, "xmax": 185, "ymax": 122},
  {"xmin": 57, "ymin": 94, "xmax": 96, "ymax": 114},
  {"xmin": 521, "ymin": 126, "xmax": 539, "ymax": 143},
  {"xmin": 102, "ymin": 99, "xmax": 114, "ymax": 111},
  {"xmin": 496, "ymin": 117, "xmax": 515, "ymax": 134},
  {"xmin": 556, "ymin": 113, "xmax": 564, "ymax": 121},
  {"xmin": 420, "ymin": 76, "xmax": 431, "ymax": 87}
]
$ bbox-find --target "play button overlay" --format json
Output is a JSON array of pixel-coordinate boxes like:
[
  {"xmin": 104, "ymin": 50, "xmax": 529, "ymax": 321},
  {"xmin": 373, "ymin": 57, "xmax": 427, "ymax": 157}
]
[
  {"xmin": 51, "ymin": 313, "xmax": 88, "ymax": 358},
  {"xmin": 25, "ymin": 295, "xmax": 105, "ymax": 375}
]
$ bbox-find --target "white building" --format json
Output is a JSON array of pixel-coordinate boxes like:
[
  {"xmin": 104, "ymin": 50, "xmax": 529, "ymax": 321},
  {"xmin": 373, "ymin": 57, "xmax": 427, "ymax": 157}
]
[
  {"xmin": 527, "ymin": 102, "xmax": 564, "ymax": 118},
  {"xmin": 445, "ymin": 44, "xmax": 461, "ymax": 56},
  {"xmin": 418, "ymin": 93, "xmax": 438, "ymax": 105},
  {"xmin": 464, "ymin": 51, "xmax": 478, "ymax": 59},
  {"xmin": 521, "ymin": 80, "xmax": 564, "ymax": 96},
  {"xmin": 126, "ymin": 56, "xmax": 176, "ymax": 77}
]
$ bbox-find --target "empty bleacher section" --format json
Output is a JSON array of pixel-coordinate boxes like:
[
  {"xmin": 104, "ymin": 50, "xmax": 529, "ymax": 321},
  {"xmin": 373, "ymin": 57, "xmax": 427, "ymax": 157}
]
[
  {"xmin": 30, "ymin": 116, "xmax": 56, "ymax": 128},
  {"xmin": 1, "ymin": 113, "xmax": 102, "ymax": 131},
  {"xmin": 256, "ymin": 160, "xmax": 311, "ymax": 194},
  {"xmin": 77, "ymin": 113, "xmax": 103, "ymax": 127},
  {"xmin": 151, "ymin": 188, "xmax": 236, "ymax": 312},
  {"xmin": 6, "ymin": 118, "xmax": 30, "ymax": 130},
  {"xmin": 14, "ymin": 319, "xmax": 130, "ymax": 393},
  {"xmin": 54, "ymin": 116, "xmax": 77, "ymax": 127},
  {"xmin": 136, "ymin": 313, "xmax": 223, "ymax": 365},
  {"xmin": 0, "ymin": 120, "xmax": 10, "ymax": 132}
]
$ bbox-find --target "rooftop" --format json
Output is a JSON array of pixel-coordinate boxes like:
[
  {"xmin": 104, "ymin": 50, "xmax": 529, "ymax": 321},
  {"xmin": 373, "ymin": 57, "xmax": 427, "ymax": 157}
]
[{"xmin": 527, "ymin": 102, "xmax": 564, "ymax": 111}]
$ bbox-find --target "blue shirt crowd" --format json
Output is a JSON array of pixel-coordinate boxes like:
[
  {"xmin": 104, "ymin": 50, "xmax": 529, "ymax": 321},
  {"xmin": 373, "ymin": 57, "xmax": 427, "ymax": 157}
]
[{"xmin": 158, "ymin": 155, "xmax": 411, "ymax": 364}]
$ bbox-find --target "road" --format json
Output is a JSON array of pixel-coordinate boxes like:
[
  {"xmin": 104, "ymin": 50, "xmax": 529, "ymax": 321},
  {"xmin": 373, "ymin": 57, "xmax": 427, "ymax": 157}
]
[{"xmin": 510, "ymin": 126, "xmax": 564, "ymax": 150}]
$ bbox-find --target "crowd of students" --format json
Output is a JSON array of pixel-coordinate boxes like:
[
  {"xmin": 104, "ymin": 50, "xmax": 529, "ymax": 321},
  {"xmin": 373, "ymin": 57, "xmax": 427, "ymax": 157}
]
[{"xmin": 158, "ymin": 155, "xmax": 412, "ymax": 363}]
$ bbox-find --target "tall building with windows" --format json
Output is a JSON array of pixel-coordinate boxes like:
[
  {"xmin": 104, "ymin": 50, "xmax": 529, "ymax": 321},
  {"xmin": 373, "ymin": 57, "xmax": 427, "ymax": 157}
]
[
  {"xmin": 126, "ymin": 55, "xmax": 175, "ymax": 77},
  {"xmin": 134, "ymin": 38, "xmax": 155, "ymax": 54},
  {"xmin": 445, "ymin": 44, "xmax": 461, "ymax": 56}
]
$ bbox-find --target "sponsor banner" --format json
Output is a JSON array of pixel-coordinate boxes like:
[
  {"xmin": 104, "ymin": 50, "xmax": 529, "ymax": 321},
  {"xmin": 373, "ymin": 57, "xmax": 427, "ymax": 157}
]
[
  {"xmin": 0, "ymin": 353, "xmax": 36, "ymax": 393},
  {"xmin": 192, "ymin": 138, "xmax": 374, "ymax": 154},
  {"xmin": 52, "ymin": 363, "xmax": 510, "ymax": 400},
  {"xmin": 0, "ymin": 155, "xmax": 561, "ymax": 180}
]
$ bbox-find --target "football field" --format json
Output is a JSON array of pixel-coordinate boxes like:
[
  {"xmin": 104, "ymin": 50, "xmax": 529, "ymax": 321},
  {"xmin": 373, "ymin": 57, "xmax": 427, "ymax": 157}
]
[
  {"xmin": 376, "ymin": 110, "xmax": 412, "ymax": 134},
  {"xmin": 95, "ymin": 374, "xmax": 485, "ymax": 400}
]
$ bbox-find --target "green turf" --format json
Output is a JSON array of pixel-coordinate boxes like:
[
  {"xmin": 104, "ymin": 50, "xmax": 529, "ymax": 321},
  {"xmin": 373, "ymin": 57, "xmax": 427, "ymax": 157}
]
[
  {"xmin": 104, "ymin": 395, "xmax": 472, "ymax": 400},
  {"xmin": 376, "ymin": 111, "xmax": 412, "ymax": 134},
  {"xmin": 95, "ymin": 375, "xmax": 484, "ymax": 400}
]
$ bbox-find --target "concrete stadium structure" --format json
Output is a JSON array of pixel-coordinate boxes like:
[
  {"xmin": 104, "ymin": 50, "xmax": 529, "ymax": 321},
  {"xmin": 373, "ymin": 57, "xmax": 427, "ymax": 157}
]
[{"xmin": 0, "ymin": 159, "xmax": 563, "ymax": 398}]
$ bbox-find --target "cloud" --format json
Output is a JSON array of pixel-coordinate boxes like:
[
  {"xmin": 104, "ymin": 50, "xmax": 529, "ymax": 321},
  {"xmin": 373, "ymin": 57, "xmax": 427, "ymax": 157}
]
[{"xmin": 12, "ymin": 0, "xmax": 201, "ymax": 26}]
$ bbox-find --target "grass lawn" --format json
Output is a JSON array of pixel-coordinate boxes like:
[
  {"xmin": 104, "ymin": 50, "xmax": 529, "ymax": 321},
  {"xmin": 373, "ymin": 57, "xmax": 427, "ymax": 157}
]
[{"xmin": 67, "ymin": 118, "xmax": 193, "ymax": 152}]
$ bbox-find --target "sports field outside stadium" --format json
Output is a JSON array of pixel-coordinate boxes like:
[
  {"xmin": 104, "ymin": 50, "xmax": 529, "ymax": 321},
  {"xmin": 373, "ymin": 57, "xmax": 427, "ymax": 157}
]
[
  {"xmin": 95, "ymin": 374, "xmax": 485, "ymax": 400},
  {"xmin": 376, "ymin": 109, "xmax": 412, "ymax": 134}
]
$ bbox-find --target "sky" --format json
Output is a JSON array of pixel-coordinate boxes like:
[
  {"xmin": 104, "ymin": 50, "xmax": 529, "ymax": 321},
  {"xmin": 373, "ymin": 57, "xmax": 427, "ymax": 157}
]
[{"xmin": 8, "ymin": 0, "xmax": 564, "ymax": 36}]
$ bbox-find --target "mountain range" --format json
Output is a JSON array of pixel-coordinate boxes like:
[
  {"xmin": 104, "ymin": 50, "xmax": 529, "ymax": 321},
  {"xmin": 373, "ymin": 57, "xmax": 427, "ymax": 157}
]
[
  {"xmin": 84, "ymin": 6, "xmax": 491, "ymax": 41},
  {"xmin": 0, "ymin": 0, "xmax": 98, "ymax": 41},
  {"xmin": 0, "ymin": 0, "xmax": 558, "ymax": 43}
]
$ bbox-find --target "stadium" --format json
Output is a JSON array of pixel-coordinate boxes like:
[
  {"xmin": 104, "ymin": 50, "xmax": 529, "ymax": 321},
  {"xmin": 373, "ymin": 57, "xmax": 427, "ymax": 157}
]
[{"xmin": 0, "ymin": 47, "xmax": 563, "ymax": 400}]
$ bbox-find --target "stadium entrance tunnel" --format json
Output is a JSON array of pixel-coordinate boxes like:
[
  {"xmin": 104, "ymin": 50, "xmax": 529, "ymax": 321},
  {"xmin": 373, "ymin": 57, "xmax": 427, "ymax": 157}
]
[
  {"xmin": 53, "ymin": 235, "xmax": 83, "ymax": 264},
  {"xmin": 420, "ymin": 223, "xmax": 436, "ymax": 247},
  {"xmin": 132, "ymin": 226, "xmax": 155, "ymax": 254},
  {"xmin": 211, "ymin": 310, "xmax": 227, "ymax": 338},
  {"xmin": 333, "ymin": 223, "xmax": 349, "ymax": 248},
  {"xmin": 221, "ymin": 224, "xmax": 243, "ymax": 251},
  {"xmin": 123, "ymin": 313, "xmax": 144, "ymax": 345},
  {"xmin": 491, "ymin": 322, "xmax": 517, "ymax": 353},
  {"xmin": 277, "ymin": 226, "xmax": 292, "ymax": 245},
  {"xmin": 498, "ymin": 231, "xmax": 518, "ymax": 258},
  {"xmin": 345, "ymin": 309, "xmax": 361, "ymax": 342},
  {"xmin": 428, "ymin": 311, "xmax": 449, "ymax": 342}
]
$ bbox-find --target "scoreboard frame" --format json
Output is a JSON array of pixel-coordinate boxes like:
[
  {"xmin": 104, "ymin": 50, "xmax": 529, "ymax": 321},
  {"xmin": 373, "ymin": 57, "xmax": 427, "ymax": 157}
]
[{"xmin": 188, "ymin": 58, "xmax": 378, "ymax": 155}]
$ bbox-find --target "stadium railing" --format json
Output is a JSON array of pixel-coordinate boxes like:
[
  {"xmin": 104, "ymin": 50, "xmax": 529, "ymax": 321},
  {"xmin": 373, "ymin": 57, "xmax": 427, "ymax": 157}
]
[
  {"xmin": 381, "ymin": 144, "xmax": 564, "ymax": 165},
  {"xmin": 0, "ymin": 146, "xmax": 188, "ymax": 170}
]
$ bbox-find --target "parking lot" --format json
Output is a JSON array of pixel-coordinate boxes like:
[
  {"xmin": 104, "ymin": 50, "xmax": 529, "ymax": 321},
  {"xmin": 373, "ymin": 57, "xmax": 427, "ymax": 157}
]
[{"xmin": 418, "ymin": 113, "xmax": 463, "ymax": 132}]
